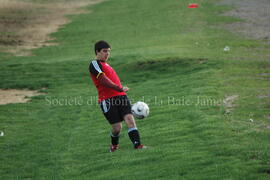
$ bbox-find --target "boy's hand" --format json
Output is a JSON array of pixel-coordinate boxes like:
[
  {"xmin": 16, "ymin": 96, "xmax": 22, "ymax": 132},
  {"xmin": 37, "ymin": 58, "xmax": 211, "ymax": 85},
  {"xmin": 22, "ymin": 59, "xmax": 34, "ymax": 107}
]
[{"xmin": 122, "ymin": 86, "xmax": 129, "ymax": 92}]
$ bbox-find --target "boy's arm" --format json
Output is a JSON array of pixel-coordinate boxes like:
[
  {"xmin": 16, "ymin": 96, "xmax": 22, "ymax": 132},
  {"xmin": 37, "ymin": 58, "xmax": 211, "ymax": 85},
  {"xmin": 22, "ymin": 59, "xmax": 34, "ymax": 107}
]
[
  {"xmin": 89, "ymin": 61, "xmax": 128, "ymax": 92},
  {"xmin": 98, "ymin": 74, "xmax": 126, "ymax": 92}
]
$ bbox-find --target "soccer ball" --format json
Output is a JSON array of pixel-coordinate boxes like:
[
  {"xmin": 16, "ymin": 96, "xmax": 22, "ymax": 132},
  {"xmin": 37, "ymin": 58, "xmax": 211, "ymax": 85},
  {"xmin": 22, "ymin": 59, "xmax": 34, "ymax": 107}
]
[{"xmin": 131, "ymin": 101, "xmax": 149, "ymax": 119}]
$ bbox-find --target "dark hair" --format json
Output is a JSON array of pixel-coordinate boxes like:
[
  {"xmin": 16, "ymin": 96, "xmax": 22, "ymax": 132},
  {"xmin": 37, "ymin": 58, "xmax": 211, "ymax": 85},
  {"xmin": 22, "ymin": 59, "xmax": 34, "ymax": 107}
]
[{"xmin": 94, "ymin": 40, "xmax": 111, "ymax": 55}]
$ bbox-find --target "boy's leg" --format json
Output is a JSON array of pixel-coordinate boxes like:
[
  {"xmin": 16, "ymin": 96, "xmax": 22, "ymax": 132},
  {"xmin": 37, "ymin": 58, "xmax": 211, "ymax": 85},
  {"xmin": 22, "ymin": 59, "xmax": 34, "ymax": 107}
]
[
  {"xmin": 100, "ymin": 97, "xmax": 124, "ymax": 151},
  {"xmin": 111, "ymin": 122, "xmax": 122, "ymax": 145},
  {"xmin": 124, "ymin": 114, "xmax": 143, "ymax": 148},
  {"xmin": 109, "ymin": 122, "xmax": 122, "ymax": 152}
]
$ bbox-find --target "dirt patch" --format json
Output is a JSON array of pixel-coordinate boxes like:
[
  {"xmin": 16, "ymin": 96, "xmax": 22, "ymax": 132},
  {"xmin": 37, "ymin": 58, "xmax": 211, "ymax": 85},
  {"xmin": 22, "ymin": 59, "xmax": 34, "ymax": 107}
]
[
  {"xmin": 223, "ymin": 95, "xmax": 239, "ymax": 114},
  {"xmin": 257, "ymin": 94, "xmax": 270, "ymax": 99},
  {"xmin": 218, "ymin": 0, "xmax": 270, "ymax": 40},
  {"xmin": 0, "ymin": 0, "xmax": 104, "ymax": 56},
  {"xmin": 0, "ymin": 89, "xmax": 44, "ymax": 105}
]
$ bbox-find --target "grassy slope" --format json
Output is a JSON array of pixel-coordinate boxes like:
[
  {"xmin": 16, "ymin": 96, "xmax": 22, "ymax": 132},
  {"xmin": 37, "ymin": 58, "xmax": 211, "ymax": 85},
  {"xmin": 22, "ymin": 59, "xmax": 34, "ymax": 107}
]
[{"xmin": 1, "ymin": 0, "xmax": 270, "ymax": 179}]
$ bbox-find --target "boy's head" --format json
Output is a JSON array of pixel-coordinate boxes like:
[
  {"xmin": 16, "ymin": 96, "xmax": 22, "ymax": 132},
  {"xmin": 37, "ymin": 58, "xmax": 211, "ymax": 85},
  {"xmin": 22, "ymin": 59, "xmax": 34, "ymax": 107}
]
[
  {"xmin": 95, "ymin": 40, "xmax": 111, "ymax": 55},
  {"xmin": 94, "ymin": 40, "xmax": 111, "ymax": 62}
]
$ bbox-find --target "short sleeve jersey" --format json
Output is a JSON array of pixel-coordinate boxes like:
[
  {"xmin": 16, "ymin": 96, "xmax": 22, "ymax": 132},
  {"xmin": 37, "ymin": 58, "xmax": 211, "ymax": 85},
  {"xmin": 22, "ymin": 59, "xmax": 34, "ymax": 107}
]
[{"xmin": 89, "ymin": 60, "xmax": 126, "ymax": 102}]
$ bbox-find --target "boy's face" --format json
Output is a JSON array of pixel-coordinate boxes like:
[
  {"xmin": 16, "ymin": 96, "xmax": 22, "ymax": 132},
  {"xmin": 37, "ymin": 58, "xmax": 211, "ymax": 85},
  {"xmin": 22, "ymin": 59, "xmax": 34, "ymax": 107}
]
[{"xmin": 96, "ymin": 48, "xmax": 111, "ymax": 62}]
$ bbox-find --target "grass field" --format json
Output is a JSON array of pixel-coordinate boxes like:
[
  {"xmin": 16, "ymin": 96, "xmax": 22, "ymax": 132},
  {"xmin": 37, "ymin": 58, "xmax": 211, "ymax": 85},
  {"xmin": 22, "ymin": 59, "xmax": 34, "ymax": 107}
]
[{"xmin": 1, "ymin": 0, "xmax": 270, "ymax": 179}]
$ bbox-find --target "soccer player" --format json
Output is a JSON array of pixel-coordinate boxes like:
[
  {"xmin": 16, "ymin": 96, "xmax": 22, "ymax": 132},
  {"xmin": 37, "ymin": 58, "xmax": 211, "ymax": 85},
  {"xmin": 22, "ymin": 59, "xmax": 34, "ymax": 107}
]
[{"xmin": 89, "ymin": 40, "xmax": 145, "ymax": 152}]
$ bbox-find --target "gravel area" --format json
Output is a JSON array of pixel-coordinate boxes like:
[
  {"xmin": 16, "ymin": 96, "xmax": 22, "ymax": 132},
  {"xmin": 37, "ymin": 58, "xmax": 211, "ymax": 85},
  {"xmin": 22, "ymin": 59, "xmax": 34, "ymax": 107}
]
[{"xmin": 218, "ymin": 0, "xmax": 270, "ymax": 40}]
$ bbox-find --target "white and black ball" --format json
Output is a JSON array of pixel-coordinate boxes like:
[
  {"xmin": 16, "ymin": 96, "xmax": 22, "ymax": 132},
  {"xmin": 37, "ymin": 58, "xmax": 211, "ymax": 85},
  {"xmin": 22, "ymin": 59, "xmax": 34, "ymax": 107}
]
[{"xmin": 131, "ymin": 101, "xmax": 149, "ymax": 119}]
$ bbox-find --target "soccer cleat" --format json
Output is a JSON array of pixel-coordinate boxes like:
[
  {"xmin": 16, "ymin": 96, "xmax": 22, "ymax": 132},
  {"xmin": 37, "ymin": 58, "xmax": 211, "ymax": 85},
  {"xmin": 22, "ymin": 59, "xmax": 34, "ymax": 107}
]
[
  {"xmin": 109, "ymin": 144, "xmax": 119, "ymax": 152},
  {"xmin": 135, "ymin": 144, "xmax": 147, "ymax": 149}
]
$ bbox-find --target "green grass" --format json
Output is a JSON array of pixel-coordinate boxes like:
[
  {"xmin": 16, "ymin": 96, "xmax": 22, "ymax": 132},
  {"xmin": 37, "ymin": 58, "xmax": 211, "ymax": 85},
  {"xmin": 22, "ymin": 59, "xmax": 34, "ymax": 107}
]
[{"xmin": 1, "ymin": 0, "xmax": 270, "ymax": 179}]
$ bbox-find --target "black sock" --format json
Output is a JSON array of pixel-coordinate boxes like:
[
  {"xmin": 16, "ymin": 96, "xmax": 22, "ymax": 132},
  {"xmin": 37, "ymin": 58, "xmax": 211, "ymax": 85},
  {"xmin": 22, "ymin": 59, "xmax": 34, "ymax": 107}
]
[
  {"xmin": 111, "ymin": 132, "xmax": 119, "ymax": 145},
  {"xmin": 128, "ymin": 128, "xmax": 141, "ymax": 148}
]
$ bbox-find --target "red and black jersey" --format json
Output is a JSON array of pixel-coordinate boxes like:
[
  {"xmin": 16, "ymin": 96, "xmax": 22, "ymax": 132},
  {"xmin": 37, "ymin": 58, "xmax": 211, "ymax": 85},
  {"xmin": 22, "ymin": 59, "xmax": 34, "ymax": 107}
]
[{"xmin": 89, "ymin": 60, "xmax": 126, "ymax": 102}]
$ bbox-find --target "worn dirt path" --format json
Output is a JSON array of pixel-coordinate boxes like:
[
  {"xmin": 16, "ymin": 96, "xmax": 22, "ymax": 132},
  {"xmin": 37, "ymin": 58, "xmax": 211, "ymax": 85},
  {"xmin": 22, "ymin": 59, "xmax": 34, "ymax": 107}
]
[{"xmin": 218, "ymin": 0, "xmax": 270, "ymax": 40}]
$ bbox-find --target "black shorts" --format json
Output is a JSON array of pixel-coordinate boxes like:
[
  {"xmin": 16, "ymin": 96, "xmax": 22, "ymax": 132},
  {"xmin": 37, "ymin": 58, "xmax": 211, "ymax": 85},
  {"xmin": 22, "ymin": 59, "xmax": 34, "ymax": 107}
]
[{"xmin": 100, "ymin": 95, "xmax": 132, "ymax": 124}]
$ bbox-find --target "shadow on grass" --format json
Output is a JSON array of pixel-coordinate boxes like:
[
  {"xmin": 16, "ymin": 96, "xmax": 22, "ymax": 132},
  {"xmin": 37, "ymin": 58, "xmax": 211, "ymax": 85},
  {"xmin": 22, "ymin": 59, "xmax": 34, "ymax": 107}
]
[{"xmin": 117, "ymin": 57, "xmax": 212, "ymax": 83}]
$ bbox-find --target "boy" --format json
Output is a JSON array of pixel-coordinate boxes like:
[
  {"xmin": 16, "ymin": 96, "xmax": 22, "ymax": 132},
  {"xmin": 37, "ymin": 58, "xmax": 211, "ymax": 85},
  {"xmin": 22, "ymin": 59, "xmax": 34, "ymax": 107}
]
[{"xmin": 89, "ymin": 40, "xmax": 145, "ymax": 152}]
